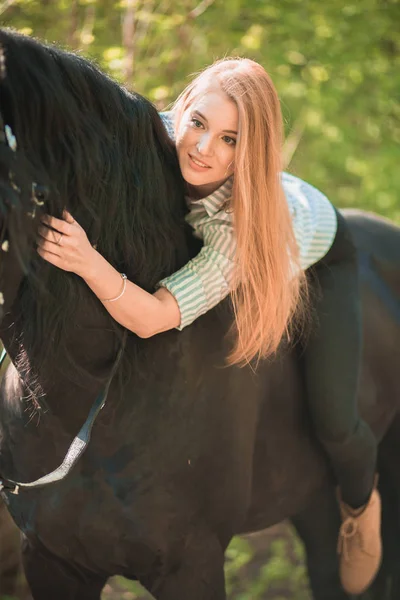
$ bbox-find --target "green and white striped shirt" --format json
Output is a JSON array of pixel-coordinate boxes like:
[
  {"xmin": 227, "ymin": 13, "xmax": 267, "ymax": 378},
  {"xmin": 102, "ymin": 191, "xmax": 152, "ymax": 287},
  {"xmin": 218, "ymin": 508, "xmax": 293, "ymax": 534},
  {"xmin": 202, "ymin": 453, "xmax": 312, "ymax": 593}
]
[{"xmin": 158, "ymin": 112, "xmax": 337, "ymax": 330}]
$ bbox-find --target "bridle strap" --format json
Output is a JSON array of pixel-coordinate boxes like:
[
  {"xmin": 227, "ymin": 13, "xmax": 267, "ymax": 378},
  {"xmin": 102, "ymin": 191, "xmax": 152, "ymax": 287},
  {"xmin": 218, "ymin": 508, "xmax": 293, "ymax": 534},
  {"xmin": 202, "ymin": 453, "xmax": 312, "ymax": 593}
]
[{"xmin": 0, "ymin": 330, "xmax": 127, "ymax": 494}]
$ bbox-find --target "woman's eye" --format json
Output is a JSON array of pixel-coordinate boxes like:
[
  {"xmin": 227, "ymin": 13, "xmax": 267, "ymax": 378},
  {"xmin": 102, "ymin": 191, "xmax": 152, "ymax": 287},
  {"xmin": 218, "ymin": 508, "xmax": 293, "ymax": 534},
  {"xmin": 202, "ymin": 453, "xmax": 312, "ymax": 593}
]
[
  {"xmin": 191, "ymin": 118, "xmax": 203, "ymax": 128},
  {"xmin": 222, "ymin": 135, "xmax": 236, "ymax": 146}
]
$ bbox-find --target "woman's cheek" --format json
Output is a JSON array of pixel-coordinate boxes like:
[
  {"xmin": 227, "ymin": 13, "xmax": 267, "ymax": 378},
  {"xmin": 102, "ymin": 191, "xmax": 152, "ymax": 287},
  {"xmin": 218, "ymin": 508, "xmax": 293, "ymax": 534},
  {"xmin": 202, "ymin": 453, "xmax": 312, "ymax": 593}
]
[{"xmin": 222, "ymin": 148, "xmax": 235, "ymax": 175}]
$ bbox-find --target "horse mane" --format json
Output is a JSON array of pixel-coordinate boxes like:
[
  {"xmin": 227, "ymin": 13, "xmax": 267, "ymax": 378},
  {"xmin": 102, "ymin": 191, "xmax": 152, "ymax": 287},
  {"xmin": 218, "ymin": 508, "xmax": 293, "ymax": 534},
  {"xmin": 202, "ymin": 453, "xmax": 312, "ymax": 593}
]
[{"xmin": 0, "ymin": 28, "xmax": 189, "ymax": 392}]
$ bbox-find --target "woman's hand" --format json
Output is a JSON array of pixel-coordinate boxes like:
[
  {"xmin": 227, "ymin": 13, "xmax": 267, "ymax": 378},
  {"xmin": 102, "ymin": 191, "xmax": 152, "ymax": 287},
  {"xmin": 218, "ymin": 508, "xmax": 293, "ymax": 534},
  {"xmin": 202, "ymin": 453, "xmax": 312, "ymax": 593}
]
[
  {"xmin": 37, "ymin": 210, "xmax": 97, "ymax": 279},
  {"xmin": 37, "ymin": 211, "xmax": 181, "ymax": 336}
]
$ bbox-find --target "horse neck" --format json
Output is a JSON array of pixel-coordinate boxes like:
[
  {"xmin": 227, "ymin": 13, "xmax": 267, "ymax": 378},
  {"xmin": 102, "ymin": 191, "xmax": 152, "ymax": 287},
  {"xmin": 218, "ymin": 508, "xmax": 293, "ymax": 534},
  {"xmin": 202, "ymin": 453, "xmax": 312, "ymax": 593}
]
[{"xmin": 1, "ymin": 289, "xmax": 122, "ymax": 430}]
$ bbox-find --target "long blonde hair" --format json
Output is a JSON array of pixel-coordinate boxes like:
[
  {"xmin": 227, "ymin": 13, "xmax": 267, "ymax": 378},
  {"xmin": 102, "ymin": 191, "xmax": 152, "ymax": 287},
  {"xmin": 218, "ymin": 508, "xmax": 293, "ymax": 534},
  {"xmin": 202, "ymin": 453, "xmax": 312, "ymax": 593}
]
[{"xmin": 173, "ymin": 58, "xmax": 308, "ymax": 366}]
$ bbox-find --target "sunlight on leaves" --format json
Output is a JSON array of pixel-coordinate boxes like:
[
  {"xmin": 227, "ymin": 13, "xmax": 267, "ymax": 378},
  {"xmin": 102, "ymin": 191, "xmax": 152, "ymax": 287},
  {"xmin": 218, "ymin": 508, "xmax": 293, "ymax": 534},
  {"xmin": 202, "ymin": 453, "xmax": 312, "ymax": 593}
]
[{"xmin": 240, "ymin": 24, "xmax": 263, "ymax": 50}]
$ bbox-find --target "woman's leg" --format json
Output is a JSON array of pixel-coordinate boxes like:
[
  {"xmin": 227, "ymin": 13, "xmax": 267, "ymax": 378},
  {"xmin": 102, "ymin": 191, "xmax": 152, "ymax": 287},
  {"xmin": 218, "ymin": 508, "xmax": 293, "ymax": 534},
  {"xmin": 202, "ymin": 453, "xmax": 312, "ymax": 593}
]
[
  {"xmin": 302, "ymin": 209, "xmax": 381, "ymax": 594},
  {"xmin": 304, "ymin": 209, "xmax": 376, "ymax": 508}
]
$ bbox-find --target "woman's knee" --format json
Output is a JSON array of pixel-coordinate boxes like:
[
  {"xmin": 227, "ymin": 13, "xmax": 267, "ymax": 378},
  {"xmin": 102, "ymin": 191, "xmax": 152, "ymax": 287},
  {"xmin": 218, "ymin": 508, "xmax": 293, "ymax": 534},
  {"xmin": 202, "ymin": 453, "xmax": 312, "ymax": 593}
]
[
  {"xmin": 316, "ymin": 419, "xmax": 376, "ymax": 456},
  {"xmin": 316, "ymin": 424, "xmax": 358, "ymax": 449}
]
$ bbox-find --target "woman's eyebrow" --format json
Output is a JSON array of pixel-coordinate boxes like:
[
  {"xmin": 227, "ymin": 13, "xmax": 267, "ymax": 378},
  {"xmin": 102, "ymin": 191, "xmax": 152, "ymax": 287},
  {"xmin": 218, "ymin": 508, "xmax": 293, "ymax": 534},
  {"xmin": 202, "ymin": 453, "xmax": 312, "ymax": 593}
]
[
  {"xmin": 223, "ymin": 128, "xmax": 238, "ymax": 135},
  {"xmin": 193, "ymin": 110, "xmax": 237, "ymax": 135},
  {"xmin": 193, "ymin": 110, "xmax": 208, "ymax": 122}
]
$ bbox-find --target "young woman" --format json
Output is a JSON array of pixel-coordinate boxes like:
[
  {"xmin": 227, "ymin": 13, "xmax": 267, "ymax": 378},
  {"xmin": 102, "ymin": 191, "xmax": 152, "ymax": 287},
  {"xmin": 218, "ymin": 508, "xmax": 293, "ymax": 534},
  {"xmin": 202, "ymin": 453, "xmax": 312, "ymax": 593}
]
[{"xmin": 37, "ymin": 58, "xmax": 381, "ymax": 594}]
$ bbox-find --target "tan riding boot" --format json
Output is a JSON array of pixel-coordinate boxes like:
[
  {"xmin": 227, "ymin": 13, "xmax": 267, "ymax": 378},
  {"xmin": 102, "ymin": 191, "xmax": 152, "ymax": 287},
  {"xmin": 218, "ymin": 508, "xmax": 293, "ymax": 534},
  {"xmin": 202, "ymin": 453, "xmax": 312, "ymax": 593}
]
[{"xmin": 337, "ymin": 480, "xmax": 382, "ymax": 595}]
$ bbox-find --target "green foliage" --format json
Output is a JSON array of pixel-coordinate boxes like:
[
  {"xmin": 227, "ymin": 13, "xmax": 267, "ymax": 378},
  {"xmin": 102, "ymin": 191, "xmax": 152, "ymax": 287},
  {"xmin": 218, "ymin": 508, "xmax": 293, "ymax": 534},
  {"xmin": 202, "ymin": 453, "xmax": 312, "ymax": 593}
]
[{"xmin": 226, "ymin": 531, "xmax": 310, "ymax": 600}]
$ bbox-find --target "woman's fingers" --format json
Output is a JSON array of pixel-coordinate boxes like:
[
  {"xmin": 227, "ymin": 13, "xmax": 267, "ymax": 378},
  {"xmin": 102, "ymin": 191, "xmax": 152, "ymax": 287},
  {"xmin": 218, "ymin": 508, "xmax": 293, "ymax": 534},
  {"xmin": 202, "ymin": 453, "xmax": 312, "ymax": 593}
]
[
  {"xmin": 36, "ymin": 237, "xmax": 62, "ymax": 254},
  {"xmin": 37, "ymin": 212, "xmax": 91, "ymax": 276},
  {"xmin": 62, "ymin": 210, "xmax": 75, "ymax": 224},
  {"xmin": 37, "ymin": 224, "xmax": 64, "ymax": 245},
  {"xmin": 41, "ymin": 214, "xmax": 74, "ymax": 236}
]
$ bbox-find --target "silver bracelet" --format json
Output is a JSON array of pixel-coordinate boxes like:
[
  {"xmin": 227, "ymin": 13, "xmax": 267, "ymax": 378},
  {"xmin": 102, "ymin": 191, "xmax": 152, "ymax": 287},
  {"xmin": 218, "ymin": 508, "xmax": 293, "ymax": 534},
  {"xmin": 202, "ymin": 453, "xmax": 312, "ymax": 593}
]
[{"xmin": 101, "ymin": 273, "xmax": 127, "ymax": 303}]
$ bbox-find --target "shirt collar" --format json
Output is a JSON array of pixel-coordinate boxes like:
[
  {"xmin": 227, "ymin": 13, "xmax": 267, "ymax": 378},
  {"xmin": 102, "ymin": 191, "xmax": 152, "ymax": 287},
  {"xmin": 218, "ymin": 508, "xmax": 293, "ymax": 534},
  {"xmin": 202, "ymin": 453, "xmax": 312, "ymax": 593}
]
[{"xmin": 189, "ymin": 177, "xmax": 233, "ymax": 217}]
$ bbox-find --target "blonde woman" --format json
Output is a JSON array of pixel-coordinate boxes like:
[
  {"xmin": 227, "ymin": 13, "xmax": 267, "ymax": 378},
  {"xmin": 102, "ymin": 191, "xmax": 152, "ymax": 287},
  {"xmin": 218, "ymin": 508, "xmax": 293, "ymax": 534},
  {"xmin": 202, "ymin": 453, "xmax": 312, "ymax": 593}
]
[{"xmin": 37, "ymin": 58, "xmax": 381, "ymax": 594}]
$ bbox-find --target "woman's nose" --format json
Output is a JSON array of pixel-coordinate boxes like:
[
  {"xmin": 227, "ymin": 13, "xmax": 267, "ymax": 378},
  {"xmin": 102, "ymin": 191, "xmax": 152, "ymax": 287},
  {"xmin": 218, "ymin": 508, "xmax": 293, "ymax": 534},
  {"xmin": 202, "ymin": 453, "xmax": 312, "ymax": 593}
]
[{"xmin": 197, "ymin": 134, "xmax": 214, "ymax": 155}]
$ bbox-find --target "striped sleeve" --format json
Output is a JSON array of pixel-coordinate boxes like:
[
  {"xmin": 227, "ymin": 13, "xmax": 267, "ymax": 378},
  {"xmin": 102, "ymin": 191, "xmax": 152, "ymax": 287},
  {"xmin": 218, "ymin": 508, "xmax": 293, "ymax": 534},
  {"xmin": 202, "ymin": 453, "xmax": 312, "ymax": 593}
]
[
  {"xmin": 158, "ymin": 217, "xmax": 236, "ymax": 330},
  {"xmin": 282, "ymin": 173, "xmax": 337, "ymax": 271}
]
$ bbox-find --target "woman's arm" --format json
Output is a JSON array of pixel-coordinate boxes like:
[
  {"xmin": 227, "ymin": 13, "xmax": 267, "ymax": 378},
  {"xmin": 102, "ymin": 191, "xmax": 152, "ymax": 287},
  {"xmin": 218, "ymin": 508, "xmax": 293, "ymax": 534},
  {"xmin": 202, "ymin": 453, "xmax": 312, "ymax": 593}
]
[
  {"xmin": 37, "ymin": 208, "xmax": 237, "ymax": 336},
  {"xmin": 82, "ymin": 251, "xmax": 181, "ymax": 337},
  {"xmin": 37, "ymin": 212, "xmax": 180, "ymax": 337},
  {"xmin": 157, "ymin": 219, "xmax": 236, "ymax": 329}
]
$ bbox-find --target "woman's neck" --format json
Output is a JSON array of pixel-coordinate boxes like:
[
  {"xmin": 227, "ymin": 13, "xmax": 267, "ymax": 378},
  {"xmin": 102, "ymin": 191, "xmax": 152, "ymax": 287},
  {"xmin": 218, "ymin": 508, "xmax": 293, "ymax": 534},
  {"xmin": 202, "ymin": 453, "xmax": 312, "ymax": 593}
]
[{"xmin": 186, "ymin": 177, "xmax": 230, "ymax": 200}]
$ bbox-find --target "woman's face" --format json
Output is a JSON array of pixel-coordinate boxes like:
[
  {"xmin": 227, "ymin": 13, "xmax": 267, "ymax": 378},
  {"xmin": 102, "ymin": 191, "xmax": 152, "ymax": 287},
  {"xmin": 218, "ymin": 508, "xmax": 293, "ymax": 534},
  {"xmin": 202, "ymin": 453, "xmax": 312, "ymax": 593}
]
[{"xmin": 175, "ymin": 88, "xmax": 238, "ymax": 197}]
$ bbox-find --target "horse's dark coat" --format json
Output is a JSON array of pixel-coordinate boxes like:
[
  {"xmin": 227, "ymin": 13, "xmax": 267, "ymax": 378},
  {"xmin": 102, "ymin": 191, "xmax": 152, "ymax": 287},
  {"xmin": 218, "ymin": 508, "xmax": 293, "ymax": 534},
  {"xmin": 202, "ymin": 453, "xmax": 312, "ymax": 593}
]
[{"xmin": 0, "ymin": 28, "xmax": 399, "ymax": 600}]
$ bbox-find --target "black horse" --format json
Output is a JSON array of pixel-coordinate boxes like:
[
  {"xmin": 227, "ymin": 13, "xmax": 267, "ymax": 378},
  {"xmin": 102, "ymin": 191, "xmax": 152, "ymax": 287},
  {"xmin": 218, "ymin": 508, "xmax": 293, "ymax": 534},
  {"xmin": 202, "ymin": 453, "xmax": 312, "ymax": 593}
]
[{"xmin": 0, "ymin": 28, "xmax": 400, "ymax": 600}]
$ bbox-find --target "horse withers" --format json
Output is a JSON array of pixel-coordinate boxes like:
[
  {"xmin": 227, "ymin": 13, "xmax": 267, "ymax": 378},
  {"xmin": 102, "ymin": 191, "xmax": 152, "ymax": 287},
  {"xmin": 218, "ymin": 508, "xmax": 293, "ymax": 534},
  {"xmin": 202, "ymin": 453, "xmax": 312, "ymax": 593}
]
[{"xmin": 0, "ymin": 28, "xmax": 400, "ymax": 600}]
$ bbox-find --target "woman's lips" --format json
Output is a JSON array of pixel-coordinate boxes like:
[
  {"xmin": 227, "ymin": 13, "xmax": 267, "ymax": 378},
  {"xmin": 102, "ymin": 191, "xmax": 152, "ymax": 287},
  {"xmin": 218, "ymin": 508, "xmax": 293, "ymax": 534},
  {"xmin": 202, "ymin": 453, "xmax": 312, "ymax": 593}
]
[{"xmin": 188, "ymin": 153, "xmax": 211, "ymax": 171}]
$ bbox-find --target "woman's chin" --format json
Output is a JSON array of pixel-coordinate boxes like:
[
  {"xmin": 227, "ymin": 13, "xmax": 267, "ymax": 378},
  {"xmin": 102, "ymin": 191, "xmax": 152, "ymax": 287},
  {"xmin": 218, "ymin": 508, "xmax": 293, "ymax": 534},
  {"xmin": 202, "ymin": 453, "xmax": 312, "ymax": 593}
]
[{"xmin": 182, "ymin": 169, "xmax": 210, "ymax": 187}]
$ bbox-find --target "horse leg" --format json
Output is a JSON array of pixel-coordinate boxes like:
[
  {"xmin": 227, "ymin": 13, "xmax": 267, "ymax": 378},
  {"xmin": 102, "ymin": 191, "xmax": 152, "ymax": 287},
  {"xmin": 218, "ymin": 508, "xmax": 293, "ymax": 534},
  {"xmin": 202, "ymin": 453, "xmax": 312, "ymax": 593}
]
[
  {"xmin": 290, "ymin": 485, "xmax": 349, "ymax": 600},
  {"xmin": 140, "ymin": 530, "xmax": 227, "ymax": 600},
  {"xmin": 22, "ymin": 541, "xmax": 107, "ymax": 600}
]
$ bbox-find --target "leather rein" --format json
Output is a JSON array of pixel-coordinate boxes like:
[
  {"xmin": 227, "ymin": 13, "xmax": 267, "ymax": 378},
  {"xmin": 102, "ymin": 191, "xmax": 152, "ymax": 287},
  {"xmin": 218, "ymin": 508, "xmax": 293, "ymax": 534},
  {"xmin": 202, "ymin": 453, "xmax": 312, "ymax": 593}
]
[{"xmin": 0, "ymin": 331, "xmax": 127, "ymax": 495}]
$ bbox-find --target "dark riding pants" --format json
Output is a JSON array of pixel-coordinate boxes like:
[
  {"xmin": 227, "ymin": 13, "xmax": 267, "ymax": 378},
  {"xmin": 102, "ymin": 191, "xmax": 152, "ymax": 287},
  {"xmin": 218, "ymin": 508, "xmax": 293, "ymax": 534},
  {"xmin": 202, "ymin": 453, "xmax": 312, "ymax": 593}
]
[{"xmin": 303, "ymin": 208, "xmax": 377, "ymax": 508}]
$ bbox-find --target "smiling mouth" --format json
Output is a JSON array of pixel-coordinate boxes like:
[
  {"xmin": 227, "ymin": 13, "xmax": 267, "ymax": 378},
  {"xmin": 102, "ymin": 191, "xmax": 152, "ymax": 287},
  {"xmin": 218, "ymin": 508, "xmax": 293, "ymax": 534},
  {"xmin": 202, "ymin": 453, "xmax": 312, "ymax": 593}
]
[{"xmin": 189, "ymin": 154, "xmax": 211, "ymax": 168}]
